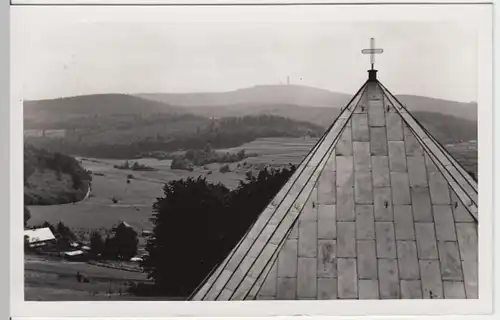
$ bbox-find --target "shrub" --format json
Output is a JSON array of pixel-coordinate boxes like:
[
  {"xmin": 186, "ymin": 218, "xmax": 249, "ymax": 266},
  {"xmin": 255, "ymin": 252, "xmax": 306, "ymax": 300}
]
[
  {"xmin": 116, "ymin": 161, "xmax": 157, "ymax": 171},
  {"xmin": 171, "ymin": 157, "xmax": 193, "ymax": 171}
]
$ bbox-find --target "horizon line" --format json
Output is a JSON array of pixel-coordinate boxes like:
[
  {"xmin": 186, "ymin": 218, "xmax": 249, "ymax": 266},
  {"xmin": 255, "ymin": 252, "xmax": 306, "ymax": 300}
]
[{"xmin": 23, "ymin": 83, "xmax": 477, "ymax": 104}]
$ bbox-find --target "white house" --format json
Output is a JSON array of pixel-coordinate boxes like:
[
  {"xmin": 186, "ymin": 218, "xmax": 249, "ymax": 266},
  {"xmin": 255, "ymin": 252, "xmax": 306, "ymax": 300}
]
[{"xmin": 24, "ymin": 227, "xmax": 56, "ymax": 248}]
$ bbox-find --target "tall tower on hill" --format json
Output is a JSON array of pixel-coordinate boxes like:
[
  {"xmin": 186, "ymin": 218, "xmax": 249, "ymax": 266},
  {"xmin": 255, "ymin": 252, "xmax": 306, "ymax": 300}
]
[{"xmin": 190, "ymin": 38, "xmax": 478, "ymax": 301}]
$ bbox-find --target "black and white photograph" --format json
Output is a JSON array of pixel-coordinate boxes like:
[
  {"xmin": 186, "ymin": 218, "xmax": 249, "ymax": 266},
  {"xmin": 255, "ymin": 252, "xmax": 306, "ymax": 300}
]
[{"xmin": 10, "ymin": 3, "xmax": 492, "ymax": 310}]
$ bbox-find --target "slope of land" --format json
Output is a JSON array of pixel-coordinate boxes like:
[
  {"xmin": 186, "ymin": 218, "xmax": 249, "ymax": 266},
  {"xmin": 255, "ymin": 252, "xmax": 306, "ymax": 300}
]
[
  {"xmin": 397, "ymin": 94, "xmax": 477, "ymax": 121},
  {"xmin": 24, "ymin": 146, "xmax": 92, "ymax": 205},
  {"xmin": 24, "ymin": 94, "xmax": 181, "ymax": 120}
]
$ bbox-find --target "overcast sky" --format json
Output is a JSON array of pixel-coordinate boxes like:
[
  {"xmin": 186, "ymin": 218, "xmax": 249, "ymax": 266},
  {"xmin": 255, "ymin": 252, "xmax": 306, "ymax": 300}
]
[{"xmin": 12, "ymin": 6, "xmax": 478, "ymax": 102}]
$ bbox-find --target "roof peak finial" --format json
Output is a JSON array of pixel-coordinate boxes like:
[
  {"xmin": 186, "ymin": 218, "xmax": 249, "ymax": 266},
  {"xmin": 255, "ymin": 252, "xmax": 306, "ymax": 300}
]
[{"xmin": 361, "ymin": 37, "xmax": 384, "ymax": 71}]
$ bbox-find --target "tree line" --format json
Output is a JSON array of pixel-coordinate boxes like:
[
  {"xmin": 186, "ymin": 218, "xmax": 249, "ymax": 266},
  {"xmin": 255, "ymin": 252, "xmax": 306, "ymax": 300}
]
[
  {"xmin": 24, "ymin": 115, "xmax": 323, "ymax": 159},
  {"xmin": 170, "ymin": 144, "xmax": 256, "ymax": 171}
]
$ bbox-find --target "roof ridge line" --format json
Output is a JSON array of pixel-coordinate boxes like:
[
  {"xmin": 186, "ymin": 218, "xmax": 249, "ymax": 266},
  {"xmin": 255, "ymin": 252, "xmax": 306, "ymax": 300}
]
[
  {"xmin": 377, "ymin": 82, "xmax": 478, "ymax": 222},
  {"xmin": 377, "ymin": 80, "xmax": 477, "ymax": 192}
]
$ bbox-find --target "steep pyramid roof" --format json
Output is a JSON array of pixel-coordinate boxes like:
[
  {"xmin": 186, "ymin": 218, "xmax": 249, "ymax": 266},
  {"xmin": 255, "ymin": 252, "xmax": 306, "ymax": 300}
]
[{"xmin": 190, "ymin": 70, "xmax": 478, "ymax": 301}]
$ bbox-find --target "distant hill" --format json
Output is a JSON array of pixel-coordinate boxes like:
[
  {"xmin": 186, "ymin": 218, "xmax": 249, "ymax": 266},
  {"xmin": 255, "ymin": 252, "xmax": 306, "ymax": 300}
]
[
  {"xmin": 411, "ymin": 111, "xmax": 477, "ymax": 144},
  {"xmin": 24, "ymin": 94, "xmax": 182, "ymax": 116},
  {"xmin": 397, "ymin": 95, "xmax": 477, "ymax": 122},
  {"xmin": 24, "ymin": 85, "xmax": 477, "ymax": 125},
  {"xmin": 24, "ymin": 146, "xmax": 92, "ymax": 205},
  {"xmin": 136, "ymin": 84, "xmax": 477, "ymax": 121},
  {"xmin": 136, "ymin": 85, "xmax": 351, "ymax": 109},
  {"xmin": 23, "ymin": 87, "xmax": 477, "ymax": 159},
  {"xmin": 24, "ymin": 94, "xmax": 183, "ymax": 129}
]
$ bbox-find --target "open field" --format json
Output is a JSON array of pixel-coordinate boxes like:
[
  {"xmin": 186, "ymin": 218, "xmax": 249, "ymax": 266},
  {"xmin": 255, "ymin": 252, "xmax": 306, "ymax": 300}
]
[
  {"xmin": 218, "ymin": 137, "xmax": 316, "ymax": 166},
  {"xmin": 27, "ymin": 137, "xmax": 316, "ymax": 231},
  {"xmin": 25, "ymin": 255, "xmax": 152, "ymax": 301}
]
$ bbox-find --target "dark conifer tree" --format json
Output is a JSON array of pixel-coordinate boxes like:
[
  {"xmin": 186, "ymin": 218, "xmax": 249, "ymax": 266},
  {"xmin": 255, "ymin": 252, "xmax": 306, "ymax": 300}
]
[{"xmin": 142, "ymin": 166, "xmax": 295, "ymax": 297}]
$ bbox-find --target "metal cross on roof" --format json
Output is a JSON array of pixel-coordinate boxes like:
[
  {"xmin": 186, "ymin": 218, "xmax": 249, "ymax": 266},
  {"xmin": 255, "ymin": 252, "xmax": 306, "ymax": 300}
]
[{"xmin": 361, "ymin": 38, "xmax": 384, "ymax": 70}]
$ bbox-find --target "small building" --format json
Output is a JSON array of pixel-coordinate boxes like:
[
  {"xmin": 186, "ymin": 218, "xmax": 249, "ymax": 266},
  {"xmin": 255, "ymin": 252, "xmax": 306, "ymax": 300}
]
[
  {"xmin": 130, "ymin": 256, "xmax": 143, "ymax": 262},
  {"xmin": 63, "ymin": 250, "xmax": 87, "ymax": 261},
  {"xmin": 24, "ymin": 227, "xmax": 56, "ymax": 248},
  {"xmin": 141, "ymin": 230, "xmax": 153, "ymax": 237}
]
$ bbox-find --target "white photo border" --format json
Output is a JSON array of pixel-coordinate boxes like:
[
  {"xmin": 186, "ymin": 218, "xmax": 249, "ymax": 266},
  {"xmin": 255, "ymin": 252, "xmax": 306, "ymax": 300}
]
[
  {"xmin": 8, "ymin": 2, "xmax": 494, "ymax": 318},
  {"xmin": 8, "ymin": 0, "xmax": 496, "ymax": 6}
]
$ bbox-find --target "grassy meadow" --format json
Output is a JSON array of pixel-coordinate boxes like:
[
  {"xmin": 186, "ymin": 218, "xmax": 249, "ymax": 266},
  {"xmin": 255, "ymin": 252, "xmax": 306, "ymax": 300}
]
[{"xmin": 27, "ymin": 137, "xmax": 316, "ymax": 232}]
